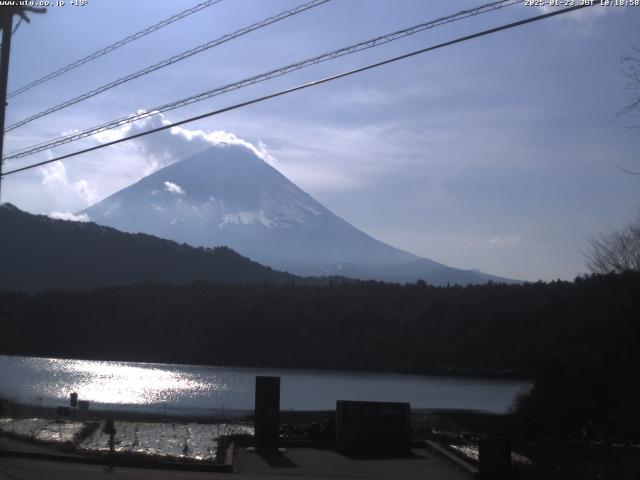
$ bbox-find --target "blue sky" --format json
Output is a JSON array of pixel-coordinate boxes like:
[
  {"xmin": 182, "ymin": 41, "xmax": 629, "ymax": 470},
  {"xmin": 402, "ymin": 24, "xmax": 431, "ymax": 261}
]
[{"xmin": 2, "ymin": 0, "xmax": 639, "ymax": 281}]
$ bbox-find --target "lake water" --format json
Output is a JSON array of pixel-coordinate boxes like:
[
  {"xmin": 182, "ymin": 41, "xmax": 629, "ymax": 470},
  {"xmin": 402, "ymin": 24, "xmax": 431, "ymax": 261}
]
[{"xmin": 0, "ymin": 355, "xmax": 531, "ymax": 415}]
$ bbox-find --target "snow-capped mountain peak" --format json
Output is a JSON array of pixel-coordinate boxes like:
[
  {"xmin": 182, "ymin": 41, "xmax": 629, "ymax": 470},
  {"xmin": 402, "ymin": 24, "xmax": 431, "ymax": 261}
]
[{"xmin": 83, "ymin": 143, "xmax": 516, "ymax": 285}]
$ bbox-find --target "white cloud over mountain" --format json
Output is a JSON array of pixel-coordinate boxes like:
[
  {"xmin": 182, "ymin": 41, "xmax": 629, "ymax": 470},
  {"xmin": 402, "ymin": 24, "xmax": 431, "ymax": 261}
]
[
  {"xmin": 93, "ymin": 111, "xmax": 277, "ymax": 169},
  {"xmin": 164, "ymin": 181, "xmax": 185, "ymax": 195},
  {"xmin": 33, "ymin": 113, "xmax": 277, "ymax": 220}
]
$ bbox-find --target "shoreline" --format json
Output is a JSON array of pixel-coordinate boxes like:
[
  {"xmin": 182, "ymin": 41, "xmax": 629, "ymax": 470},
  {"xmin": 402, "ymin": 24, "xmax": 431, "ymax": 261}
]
[
  {"xmin": 2, "ymin": 396, "xmax": 509, "ymax": 432},
  {"xmin": 1, "ymin": 397, "xmax": 339, "ymax": 425}
]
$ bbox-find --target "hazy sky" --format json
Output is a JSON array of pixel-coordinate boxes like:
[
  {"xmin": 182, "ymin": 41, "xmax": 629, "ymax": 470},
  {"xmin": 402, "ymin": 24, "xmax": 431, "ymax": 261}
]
[{"xmin": 2, "ymin": 0, "xmax": 639, "ymax": 281}]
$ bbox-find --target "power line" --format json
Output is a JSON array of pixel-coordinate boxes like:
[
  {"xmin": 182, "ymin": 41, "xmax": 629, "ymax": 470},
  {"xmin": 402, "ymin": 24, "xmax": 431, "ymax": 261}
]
[
  {"xmin": 0, "ymin": 5, "xmax": 46, "ymax": 201},
  {"xmin": 3, "ymin": 0, "xmax": 517, "ymax": 156},
  {"xmin": 1, "ymin": 3, "xmax": 595, "ymax": 178},
  {"xmin": 6, "ymin": 0, "xmax": 224, "ymax": 99},
  {"xmin": 4, "ymin": 0, "xmax": 331, "ymax": 133},
  {"xmin": 3, "ymin": 0, "xmax": 520, "ymax": 160}
]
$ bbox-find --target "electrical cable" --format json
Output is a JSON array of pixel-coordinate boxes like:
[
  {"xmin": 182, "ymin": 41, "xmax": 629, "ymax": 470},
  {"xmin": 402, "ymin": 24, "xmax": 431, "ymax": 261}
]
[
  {"xmin": 3, "ymin": 0, "xmax": 520, "ymax": 160},
  {"xmin": 1, "ymin": 3, "xmax": 595, "ymax": 178},
  {"xmin": 7, "ymin": 0, "xmax": 224, "ymax": 99},
  {"xmin": 4, "ymin": 0, "xmax": 330, "ymax": 132}
]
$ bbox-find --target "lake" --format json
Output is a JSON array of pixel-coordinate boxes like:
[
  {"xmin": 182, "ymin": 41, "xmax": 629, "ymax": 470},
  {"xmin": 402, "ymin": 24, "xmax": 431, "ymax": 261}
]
[{"xmin": 0, "ymin": 355, "xmax": 530, "ymax": 415}]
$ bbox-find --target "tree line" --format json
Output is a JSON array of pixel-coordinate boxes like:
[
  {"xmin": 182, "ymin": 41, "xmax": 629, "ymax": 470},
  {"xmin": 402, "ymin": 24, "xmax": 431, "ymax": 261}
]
[{"xmin": 0, "ymin": 272, "xmax": 636, "ymax": 376}]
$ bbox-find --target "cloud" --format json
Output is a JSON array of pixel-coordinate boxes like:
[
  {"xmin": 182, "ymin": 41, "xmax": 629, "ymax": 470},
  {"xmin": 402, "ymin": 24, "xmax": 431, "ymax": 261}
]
[
  {"xmin": 92, "ymin": 111, "xmax": 278, "ymax": 169},
  {"xmin": 39, "ymin": 161, "xmax": 99, "ymax": 211},
  {"xmin": 15, "ymin": 111, "xmax": 278, "ymax": 215},
  {"xmin": 164, "ymin": 181, "xmax": 185, "ymax": 195},
  {"xmin": 49, "ymin": 212, "xmax": 91, "ymax": 222},
  {"xmin": 169, "ymin": 124, "xmax": 278, "ymax": 167},
  {"xmin": 74, "ymin": 179, "xmax": 99, "ymax": 205}
]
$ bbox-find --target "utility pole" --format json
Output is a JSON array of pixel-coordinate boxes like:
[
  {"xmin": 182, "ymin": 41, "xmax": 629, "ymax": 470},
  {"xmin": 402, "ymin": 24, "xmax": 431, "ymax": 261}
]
[
  {"xmin": 0, "ymin": 5, "xmax": 45, "ymax": 200},
  {"xmin": 0, "ymin": 9, "xmax": 13, "ymax": 200}
]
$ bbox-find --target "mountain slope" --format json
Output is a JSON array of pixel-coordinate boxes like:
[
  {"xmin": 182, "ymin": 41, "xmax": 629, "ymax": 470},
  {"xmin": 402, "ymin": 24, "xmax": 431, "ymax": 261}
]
[
  {"xmin": 0, "ymin": 203, "xmax": 297, "ymax": 292},
  {"xmin": 83, "ymin": 144, "xmax": 517, "ymax": 285},
  {"xmin": 83, "ymin": 145, "xmax": 417, "ymax": 266}
]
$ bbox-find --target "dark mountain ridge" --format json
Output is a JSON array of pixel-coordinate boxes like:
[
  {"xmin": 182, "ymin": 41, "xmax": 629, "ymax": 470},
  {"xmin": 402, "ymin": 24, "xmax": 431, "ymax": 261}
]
[{"xmin": 0, "ymin": 203, "xmax": 298, "ymax": 292}]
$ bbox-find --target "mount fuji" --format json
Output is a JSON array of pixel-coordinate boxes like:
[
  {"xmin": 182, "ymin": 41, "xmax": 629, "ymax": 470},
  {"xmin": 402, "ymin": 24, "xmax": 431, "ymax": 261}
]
[{"xmin": 82, "ymin": 143, "xmax": 514, "ymax": 285}]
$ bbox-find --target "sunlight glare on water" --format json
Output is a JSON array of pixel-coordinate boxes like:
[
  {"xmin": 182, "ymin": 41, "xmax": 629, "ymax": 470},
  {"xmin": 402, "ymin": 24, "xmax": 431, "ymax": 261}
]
[
  {"xmin": 33, "ymin": 358, "xmax": 228, "ymax": 405},
  {"xmin": 0, "ymin": 355, "xmax": 530, "ymax": 414}
]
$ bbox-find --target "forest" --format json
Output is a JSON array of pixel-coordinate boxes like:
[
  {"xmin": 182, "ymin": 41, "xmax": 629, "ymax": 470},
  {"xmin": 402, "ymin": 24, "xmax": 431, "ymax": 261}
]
[{"xmin": 1, "ymin": 272, "xmax": 638, "ymax": 375}]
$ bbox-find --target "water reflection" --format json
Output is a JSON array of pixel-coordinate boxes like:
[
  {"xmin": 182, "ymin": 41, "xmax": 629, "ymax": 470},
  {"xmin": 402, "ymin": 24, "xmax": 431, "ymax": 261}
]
[
  {"xmin": 22, "ymin": 357, "xmax": 229, "ymax": 406},
  {"xmin": 0, "ymin": 355, "xmax": 530, "ymax": 414}
]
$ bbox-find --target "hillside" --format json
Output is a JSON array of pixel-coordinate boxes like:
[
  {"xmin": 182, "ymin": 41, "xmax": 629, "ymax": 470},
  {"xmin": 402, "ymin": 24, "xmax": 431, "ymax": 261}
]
[{"xmin": 0, "ymin": 203, "xmax": 297, "ymax": 292}]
